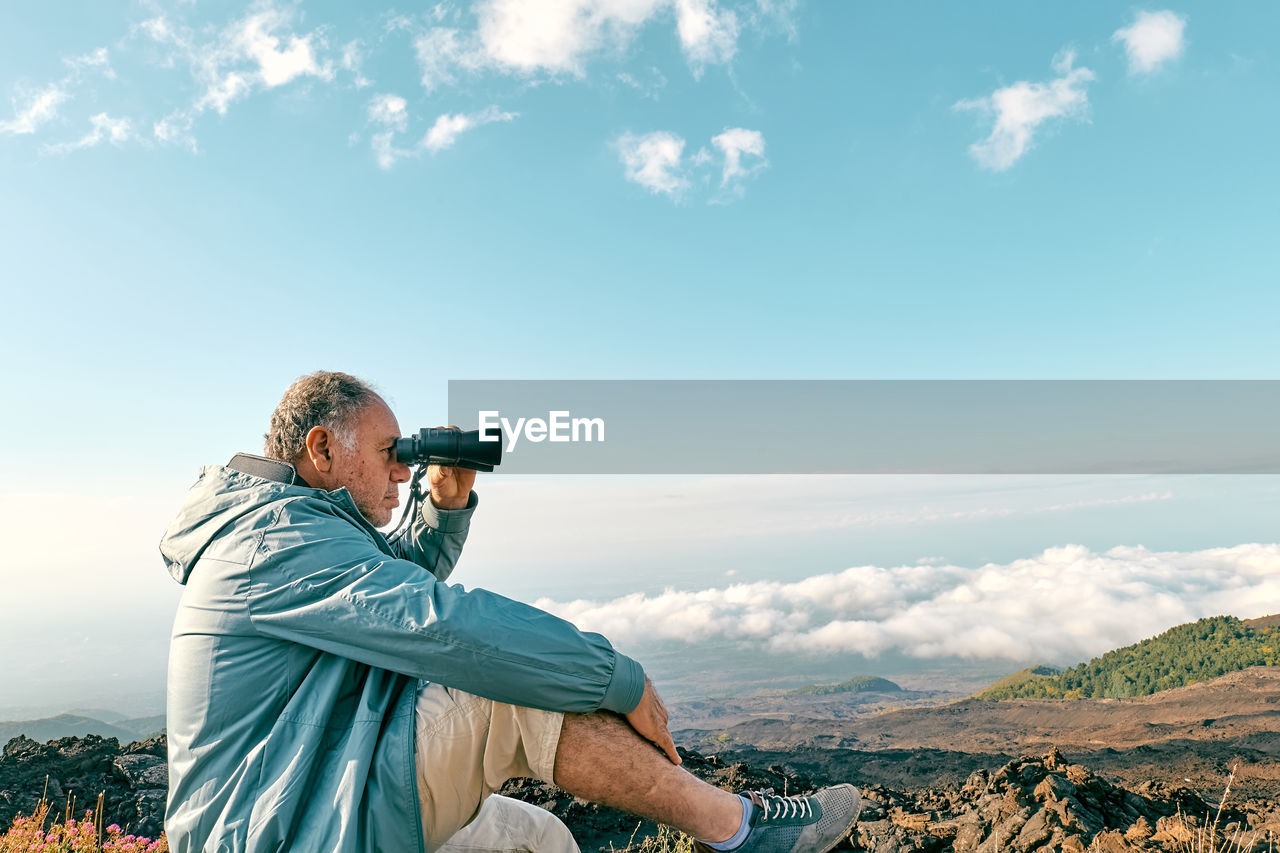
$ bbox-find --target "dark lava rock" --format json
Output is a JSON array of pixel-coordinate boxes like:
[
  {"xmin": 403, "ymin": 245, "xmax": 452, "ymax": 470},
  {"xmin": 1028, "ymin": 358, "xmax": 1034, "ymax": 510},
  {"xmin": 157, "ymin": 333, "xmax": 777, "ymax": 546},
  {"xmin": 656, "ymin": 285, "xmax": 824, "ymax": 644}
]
[
  {"xmin": 500, "ymin": 746, "xmax": 1274, "ymax": 853},
  {"xmin": 0, "ymin": 733, "xmax": 167, "ymax": 839}
]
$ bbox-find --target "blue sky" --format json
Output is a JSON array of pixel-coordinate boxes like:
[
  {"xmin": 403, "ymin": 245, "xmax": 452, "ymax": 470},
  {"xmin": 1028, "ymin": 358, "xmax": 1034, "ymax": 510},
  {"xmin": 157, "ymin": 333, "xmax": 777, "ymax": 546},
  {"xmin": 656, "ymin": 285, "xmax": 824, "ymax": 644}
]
[{"xmin": 2, "ymin": 1, "xmax": 1279, "ymax": 715}]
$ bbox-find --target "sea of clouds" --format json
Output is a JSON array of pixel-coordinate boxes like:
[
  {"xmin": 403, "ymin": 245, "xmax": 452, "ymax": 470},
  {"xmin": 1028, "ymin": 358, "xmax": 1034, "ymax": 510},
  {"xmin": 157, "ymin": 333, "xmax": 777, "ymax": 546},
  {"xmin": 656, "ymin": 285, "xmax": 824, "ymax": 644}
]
[{"xmin": 536, "ymin": 543, "xmax": 1280, "ymax": 666}]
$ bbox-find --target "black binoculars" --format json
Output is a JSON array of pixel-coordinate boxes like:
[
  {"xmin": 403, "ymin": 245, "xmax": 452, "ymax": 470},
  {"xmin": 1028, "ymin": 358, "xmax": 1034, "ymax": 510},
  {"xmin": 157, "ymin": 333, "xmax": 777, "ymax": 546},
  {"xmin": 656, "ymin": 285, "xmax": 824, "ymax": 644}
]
[{"xmin": 395, "ymin": 427, "xmax": 503, "ymax": 472}]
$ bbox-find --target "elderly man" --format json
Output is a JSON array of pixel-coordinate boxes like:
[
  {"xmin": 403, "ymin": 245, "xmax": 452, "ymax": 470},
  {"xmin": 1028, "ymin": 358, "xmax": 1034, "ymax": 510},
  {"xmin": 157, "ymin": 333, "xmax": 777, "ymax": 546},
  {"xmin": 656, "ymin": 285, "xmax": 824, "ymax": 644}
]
[{"xmin": 161, "ymin": 371, "xmax": 860, "ymax": 853}]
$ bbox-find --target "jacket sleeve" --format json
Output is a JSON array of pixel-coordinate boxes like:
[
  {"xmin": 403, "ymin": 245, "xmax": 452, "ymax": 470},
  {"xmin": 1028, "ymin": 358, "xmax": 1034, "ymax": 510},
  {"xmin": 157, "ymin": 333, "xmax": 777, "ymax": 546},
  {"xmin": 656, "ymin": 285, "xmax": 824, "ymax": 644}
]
[
  {"xmin": 245, "ymin": 495, "xmax": 645, "ymax": 715},
  {"xmin": 390, "ymin": 489, "xmax": 477, "ymax": 581}
]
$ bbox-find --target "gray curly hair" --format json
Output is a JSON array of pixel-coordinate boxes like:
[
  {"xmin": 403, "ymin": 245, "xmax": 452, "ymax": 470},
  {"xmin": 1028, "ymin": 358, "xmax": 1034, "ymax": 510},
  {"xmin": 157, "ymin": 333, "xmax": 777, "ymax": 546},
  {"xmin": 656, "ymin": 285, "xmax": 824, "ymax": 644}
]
[{"xmin": 264, "ymin": 371, "xmax": 381, "ymax": 463}]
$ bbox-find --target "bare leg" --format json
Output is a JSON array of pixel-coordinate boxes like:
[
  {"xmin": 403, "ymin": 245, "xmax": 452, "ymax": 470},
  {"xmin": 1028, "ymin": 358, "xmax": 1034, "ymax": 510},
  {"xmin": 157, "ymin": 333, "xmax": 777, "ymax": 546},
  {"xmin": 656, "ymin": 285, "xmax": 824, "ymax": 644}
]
[{"xmin": 552, "ymin": 711, "xmax": 743, "ymax": 843}]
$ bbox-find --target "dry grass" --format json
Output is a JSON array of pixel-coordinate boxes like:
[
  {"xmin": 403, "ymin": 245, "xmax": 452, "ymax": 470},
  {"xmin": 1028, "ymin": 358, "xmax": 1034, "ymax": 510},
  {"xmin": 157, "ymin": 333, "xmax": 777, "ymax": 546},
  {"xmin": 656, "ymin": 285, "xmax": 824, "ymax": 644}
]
[
  {"xmin": 1176, "ymin": 766, "xmax": 1263, "ymax": 853},
  {"xmin": 1129, "ymin": 765, "xmax": 1273, "ymax": 853},
  {"xmin": 611, "ymin": 821, "xmax": 696, "ymax": 853}
]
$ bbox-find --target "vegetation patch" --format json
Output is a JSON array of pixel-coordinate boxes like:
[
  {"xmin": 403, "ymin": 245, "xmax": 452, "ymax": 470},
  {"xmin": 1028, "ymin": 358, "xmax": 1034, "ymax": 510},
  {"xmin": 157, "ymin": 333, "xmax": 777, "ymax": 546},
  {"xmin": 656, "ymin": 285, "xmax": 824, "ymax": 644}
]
[
  {"xmin": 788, "ymin": 676, "xmax": 902, "ymax": 696},
  {"xmin": 978, "ymin": 616, "xmax": 1280, "ymax": 700}
]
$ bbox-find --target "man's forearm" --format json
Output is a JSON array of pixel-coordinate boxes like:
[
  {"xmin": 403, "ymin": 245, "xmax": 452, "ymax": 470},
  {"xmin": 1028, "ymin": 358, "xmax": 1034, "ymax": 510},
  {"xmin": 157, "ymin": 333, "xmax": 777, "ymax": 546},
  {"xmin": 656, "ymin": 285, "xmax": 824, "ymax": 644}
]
[{"xmin": 391, "ymin": 489, "xmax": 478, "ymax": 581}]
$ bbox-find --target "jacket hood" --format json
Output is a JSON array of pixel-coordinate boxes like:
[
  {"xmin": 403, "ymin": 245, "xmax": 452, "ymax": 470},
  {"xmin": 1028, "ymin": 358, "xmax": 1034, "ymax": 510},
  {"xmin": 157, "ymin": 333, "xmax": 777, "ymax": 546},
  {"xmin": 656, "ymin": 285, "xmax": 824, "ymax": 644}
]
[{"xmin": 160, "ymin": 464, "xmax": 309, "ymax": 584}]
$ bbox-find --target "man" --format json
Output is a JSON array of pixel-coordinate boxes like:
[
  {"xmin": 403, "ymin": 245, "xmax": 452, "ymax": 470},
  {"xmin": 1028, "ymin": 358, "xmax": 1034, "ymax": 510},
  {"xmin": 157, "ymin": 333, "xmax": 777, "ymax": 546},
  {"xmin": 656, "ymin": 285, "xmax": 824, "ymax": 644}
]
[{"xmin": 162, "ymin": 371, "xmax": 860, "ymax": 852}]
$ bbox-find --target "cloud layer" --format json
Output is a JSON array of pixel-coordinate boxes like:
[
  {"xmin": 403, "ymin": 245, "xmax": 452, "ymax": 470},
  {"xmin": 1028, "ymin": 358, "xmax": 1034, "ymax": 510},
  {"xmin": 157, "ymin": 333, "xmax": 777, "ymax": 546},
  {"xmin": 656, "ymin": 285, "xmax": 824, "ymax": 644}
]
[
  {"xmin": 535, "ymin": 543, "xmax": 1280, "ymax": 664},
  {"xmin": 2, "ymin": 3, "xmax": 1192, "ymax": 186},
  {"xmin": 0, "ymin": 0, "xmax": 773, "ymax": 166}
]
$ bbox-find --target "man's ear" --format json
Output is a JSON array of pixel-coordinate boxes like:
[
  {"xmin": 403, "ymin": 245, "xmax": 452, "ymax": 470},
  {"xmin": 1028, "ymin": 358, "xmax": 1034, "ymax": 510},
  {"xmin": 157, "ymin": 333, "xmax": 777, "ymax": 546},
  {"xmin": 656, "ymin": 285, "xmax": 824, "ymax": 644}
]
[{"xmin": 304, "ymin": 425, "xmax": 336, "ymax": 473}]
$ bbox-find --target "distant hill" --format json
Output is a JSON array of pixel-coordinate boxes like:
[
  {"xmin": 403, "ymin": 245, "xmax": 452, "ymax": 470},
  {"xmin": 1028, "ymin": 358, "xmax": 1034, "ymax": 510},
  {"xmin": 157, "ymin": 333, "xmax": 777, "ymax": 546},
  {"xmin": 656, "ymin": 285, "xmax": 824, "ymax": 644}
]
[
  {"xmin": 787, "ymin": 675, "xmax": 902, "ymax": 696},
  {"xmin": 0, "ymin": 713, "xmax": 164, "ymax": 745},
  {"xmin": 117, "ymin": 715, "xmax": 167, "ymax": 738},
  {"xmin": 64, "ymin": 708, "xmax": 128, "ymax": 723},
  {"xmin": 972, "ymin": 665, "xmax": 1061, "ymax": 698},
  {"xmin": 977, "ymin": 615, "xmax": 1280, "ymax": 700}
]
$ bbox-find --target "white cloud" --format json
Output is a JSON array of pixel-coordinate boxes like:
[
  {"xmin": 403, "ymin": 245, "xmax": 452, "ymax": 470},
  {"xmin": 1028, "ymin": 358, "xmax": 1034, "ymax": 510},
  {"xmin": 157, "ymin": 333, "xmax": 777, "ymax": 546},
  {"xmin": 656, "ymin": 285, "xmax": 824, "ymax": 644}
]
[
  {"xmin": 955, "ymin": 50, "xmax": 1095, "ymax": 171},
  {"xmin": 369, "ymin": 103, "xmax": 516, "ymax": 168},
  {"xmin": 195, "ymin": 71, "xmax": 252, "ymax": 115},
  {"xmin": 42, "ymin": 112, "xmax": 133, "ymax": 155},
  {"xmin": 368, "ymin": 93, "xmax": 409, "ymax": 131},
  {"xmin": 371, "ymin": 130, "xmax": 410, "ymax": 169},
  {"xmin": 384, "ymin": 13, "xmax": 419, "ymax": 34},
  {"xmin": 617, "ymin": 128, "xmax": 766, "ymax": 201},
  {"xmin": 474, "ymin": 0, "xmax": 665, "ymax": 76},
  {"xmin": 711, "ymin": 126, "xmax": 765, "ymax": 188},
  {"xmin": 422, "ymin": 105, "xmax": 516, "ymax": 152},
  {"xmin": 0, "ymin": 43, "xmax": 115, "ymax": 138},
  {"xmin": 616, "ymin": 130, "xmax": 689, "ymax": 196},
  {"xmin": 535, "ymin": 543, "xmax": 1280, "ymax": 664},
  {"xmin": 139, "ymin": 15, "xmax": 173, "ymax": 44},
  {"xmin": 341, "ymin": 40, "xmax": 373, "ymax": 88},
  {"xmin": 142, "ymin": 3, "xmax": 334, "ymax": 145},
  {"xmin": 234, "ymin": 9, "xmax": 331, "ymax": 88},
  {"xmin": 0, "ymin": 84, "xmax": 70, "ymax": 136},
  {"xmin": 749, "ymin": 0, "xmax": 800, "ymax": 41},
  {"xmin": 154, "ymin": 112, "xmax": 197, "ymax": 152},
  {"xmin": 410, "ymin": 0, "xmax": 741, "ymax": 89},
  {"xmin": 414, "ymin": 28, "xmax": 484, "ymax": 93},
  {"xmin": 1113, "ymin": 10, "xmax": 1188, "ymax": 75},
  {"xmin": 617, "ymin": 66, "xmax": 668, "ymax": 98},
  {"xmin": 674, "ymin": 0, "xmax": 739, "ymax": 77},
  {"xmin": 65, "ymin": 47, "xmax": 115, "ymax": 79}
]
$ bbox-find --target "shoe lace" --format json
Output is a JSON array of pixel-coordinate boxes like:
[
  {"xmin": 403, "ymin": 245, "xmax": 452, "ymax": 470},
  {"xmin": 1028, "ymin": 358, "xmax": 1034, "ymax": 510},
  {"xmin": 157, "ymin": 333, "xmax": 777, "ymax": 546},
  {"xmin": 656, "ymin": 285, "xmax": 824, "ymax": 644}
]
[{"xmin": 746, "ymin": 790, "xmax": 813, "ymax": 821}]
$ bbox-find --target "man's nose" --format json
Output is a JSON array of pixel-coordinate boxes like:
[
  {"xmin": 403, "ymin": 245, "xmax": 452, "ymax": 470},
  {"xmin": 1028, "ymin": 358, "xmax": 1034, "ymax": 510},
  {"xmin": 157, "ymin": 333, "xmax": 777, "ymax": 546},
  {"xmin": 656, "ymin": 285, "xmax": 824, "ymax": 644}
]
[{"xmin": 391, "ymin": 461, "xmax": 412, "ymax": 483}]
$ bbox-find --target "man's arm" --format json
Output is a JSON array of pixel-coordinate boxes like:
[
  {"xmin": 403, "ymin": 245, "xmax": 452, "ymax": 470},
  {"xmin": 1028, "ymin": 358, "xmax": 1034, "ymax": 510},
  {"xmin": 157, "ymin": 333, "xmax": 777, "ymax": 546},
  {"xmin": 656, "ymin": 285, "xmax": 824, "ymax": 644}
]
[
  {"xmin": 248, "ymin": 495, "xmax": 646, "ymax": 715},
  {"xmin": 390, "ymin": 489, "xmax": 476, "ymax": 581},
  {"xmin": 390, "ymin": 462, "xmax": 477, "ymax": 580}
]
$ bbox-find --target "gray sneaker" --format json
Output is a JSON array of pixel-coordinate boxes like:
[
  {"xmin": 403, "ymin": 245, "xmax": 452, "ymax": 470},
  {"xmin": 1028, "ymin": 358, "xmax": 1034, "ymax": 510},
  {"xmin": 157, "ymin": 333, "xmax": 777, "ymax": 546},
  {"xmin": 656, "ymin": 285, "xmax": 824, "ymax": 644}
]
[{"xmin": 696, "ymin": 786, "xmax": 862, "ymax": 853}]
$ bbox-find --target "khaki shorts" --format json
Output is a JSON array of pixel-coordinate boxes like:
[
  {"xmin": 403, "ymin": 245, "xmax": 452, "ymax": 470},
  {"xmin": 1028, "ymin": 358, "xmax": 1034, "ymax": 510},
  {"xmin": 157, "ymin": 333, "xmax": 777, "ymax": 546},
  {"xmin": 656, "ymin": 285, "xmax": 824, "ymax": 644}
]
[
  {"xmin": 436, "ymin": 795, "xmax": 580, "ymax": 853},
  {"xmin": 414, "ymin": 682, "xmax": 569, "ymax": 852}
]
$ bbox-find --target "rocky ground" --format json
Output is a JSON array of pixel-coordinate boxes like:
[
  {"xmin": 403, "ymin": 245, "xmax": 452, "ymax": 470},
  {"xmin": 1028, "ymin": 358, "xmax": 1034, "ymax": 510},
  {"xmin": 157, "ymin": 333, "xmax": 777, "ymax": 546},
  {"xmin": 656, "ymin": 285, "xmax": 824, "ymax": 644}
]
[
  {"xmin": 501, "ymin": 747, "xmax": 1280, "ymax": 853},
  {"xmin": 3, "ymin": 733, "xmax": 1278, "ymax": 852},
  {"xmin": 676, "ymin": 668, "xmax": 1280, "ymax": 801},
  {"xmin": 0, "ymin": 733, "xmax": 167, "ymax": 839}
]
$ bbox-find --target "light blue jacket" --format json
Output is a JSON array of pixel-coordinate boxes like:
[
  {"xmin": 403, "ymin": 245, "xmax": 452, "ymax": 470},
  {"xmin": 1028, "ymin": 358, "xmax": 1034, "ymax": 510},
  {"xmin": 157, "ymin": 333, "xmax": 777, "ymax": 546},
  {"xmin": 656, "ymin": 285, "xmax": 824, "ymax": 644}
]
[{"xmin": 160, "ymin": 462, "xmax": 645, "ymax": 853}]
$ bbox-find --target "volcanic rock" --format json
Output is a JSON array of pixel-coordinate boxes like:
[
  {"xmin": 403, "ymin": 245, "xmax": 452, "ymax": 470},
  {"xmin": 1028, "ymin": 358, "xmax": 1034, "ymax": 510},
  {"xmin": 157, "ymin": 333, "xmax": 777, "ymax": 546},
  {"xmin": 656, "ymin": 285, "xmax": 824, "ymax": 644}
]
[{"xmin": 0, "ymin": 733, "xmax": 167, "ymax": 839}]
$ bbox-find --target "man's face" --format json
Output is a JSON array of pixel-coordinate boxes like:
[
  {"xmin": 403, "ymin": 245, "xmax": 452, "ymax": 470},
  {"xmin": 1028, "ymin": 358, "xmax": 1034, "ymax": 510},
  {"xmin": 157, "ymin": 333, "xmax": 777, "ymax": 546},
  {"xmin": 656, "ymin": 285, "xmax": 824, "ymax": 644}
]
[{"xmin": 330, "ymin": 397, "xmax": 411, "ymax": 527}]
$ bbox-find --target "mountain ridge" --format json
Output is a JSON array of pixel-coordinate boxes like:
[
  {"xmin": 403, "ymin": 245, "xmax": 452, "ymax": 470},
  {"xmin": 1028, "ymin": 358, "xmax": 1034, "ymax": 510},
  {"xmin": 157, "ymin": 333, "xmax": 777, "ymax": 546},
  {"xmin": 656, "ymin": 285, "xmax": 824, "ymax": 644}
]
[
  {"xmin": 977, "ymin": 614, "xmax": 1280, "ymax": 700},
  {"xmin": 0, "ymin": 713, "xmax": 165, "ymax": 746}
]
